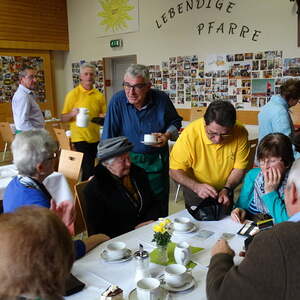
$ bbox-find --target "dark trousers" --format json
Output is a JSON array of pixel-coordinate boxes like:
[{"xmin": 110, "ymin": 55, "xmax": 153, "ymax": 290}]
[{"xmin": 73, "ymin": 141, "xmax": 98, "ymax": 180}]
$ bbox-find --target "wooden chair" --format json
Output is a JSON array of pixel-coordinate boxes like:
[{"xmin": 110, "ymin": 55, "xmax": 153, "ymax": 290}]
[
  {"xmin": 246, "ymin": 138, "xmax": 258, "ymax": 171},
  {"xmin": 74, "ymin": 180, "xmax": 89, "ymax": 236},
  {"xmin": 45, "ymin": 121, "xmax": 62, "ymax": 141},
  {"xmin": 0, "ymin": 122, "xmax": 14, "ymax": 161},
  {"xmin": 58, "ymin": 149, "xmax": 83, "ymax": 186},
  {"xmin": 53, "ymin": 127, "xmax": 71, "ymax": 150}
]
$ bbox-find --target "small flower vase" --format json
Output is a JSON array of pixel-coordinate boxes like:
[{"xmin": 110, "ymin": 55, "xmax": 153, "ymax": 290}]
[{"xmin": 157, "ymin": 244, "xmax": 169, "ymax": 265}]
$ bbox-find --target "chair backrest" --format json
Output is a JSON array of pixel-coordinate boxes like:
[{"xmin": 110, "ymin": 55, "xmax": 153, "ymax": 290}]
[
  {"xmin": 53, "ymin": 127, "xmax": 71, "ymax": 150},
  {"xmin": 45, "ymin": 122, "xmax": 62, "ymax": 141},
  {"xmin": 0, "ymin": 122, "xmax": 14, "ymax": 143},
  {"xmin": 74, "ymin": 180, "xmax": 89, "ymax": 235},
  {"xmin": 246, "ymin": 138, "xmax": 258, "ymax": 170},
  {"xmin": 58, "ymin": 149, "xmax": 83, "ymax": 184}
]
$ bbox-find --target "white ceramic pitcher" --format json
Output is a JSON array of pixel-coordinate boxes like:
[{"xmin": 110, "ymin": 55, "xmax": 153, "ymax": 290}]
[
  {"xmin": 76, "ymin": 107, "xmax": 89, "ymax": 128},
  {"xmin": 174, "ymin": 241, "xmax": 191, "ymax": 266}
]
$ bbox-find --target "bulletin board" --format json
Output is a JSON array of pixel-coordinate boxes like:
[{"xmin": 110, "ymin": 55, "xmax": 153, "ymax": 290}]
[{"xmin": 0, "ymin": 49, "xmax": 56, "ymax": 122}]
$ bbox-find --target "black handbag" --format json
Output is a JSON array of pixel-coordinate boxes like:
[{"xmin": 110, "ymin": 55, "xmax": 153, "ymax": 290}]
[
  {"xmin": 64, "ymin": 273, "xmax": 85, "ymax": 296},
  {"xmin": 187, "ymin": 197, "xmax": 226, "ymax": 221}
]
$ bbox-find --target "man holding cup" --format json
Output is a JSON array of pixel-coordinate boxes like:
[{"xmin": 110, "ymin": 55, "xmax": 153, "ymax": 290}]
[
  {"xmin": 102, "ymin": 64, "xmax": 182, "ymax": 216},
  {"xmin": 61, "ymin": 63, "xmax": 106, "ymax": 180}
]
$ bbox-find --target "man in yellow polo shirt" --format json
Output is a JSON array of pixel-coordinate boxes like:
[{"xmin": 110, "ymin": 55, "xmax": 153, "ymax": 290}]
[
  {"xmin": 170, "ymin": 100, "xmax": 249, "ymax": 219},
  {"xmin": 61, "ymin": 63, "xmax": 106, "ymax": 180}
]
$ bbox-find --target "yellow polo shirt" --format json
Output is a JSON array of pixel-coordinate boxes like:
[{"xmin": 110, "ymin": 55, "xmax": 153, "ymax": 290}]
[
  {"xmin": 62, "ymin": 84, "xmax": 106, "ymax": 143},
  {"xmin": 170, "ymin": 118, "xmax": 249, "ymax": 191}
]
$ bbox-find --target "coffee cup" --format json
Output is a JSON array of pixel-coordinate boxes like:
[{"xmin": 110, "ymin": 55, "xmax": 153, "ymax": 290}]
[
  {"xmin": 144, "ymin": 134, "xmax": 157, "ymax": 143},
  {"xmin": 106, "ymin": 241, "xmax": 126, "ymax": 260},
  {"xmin": 136, "ymin": 278, "xmax": 161, "ymax": 300},
  {"xmin": 173, "ymin": 217, "xmax": 192, "ymax": 232},
  {"xmin": 164, "ymin": 264, "xmax": 190, "ymax": 288}
]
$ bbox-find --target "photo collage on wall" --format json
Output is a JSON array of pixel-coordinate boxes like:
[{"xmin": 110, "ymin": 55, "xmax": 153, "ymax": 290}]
[
  {"xmin": 72, "ymin": 60, "xmax": 104, "ymax": 93},
  {"xmin": 0, "ymin": 56, "xmax": 45, "ymax": 104},
  {"xmin": 148, "ymin": 50, "xmax": 300, "ymax": 110}
]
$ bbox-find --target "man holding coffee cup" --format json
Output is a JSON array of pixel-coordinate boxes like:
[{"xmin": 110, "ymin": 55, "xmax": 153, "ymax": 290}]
[
  {"xmin": 102, "ymin": 64, "xmax": 182, "ymax": 216},
  {"xmin": 61, "ymin": 63, "xmax": 106, "ymax": 180},
  {"xmin": 170, "ymin": 100, "xmax": 249, "ymax": 220}
]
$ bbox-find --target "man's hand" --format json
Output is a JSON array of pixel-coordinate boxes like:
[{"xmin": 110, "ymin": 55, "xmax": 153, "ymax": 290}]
[
  {"xmin": 151, "ymin": 132, "xmax": 171, "ymax": 148},
  {"xmin": 193, "ymin": 183, "xmax": 218, "ymax": 199},
  {"xmin": 263, "ymin": 167, "xmax": 282, "ymax": 194},
  {"xmin": 231, "ymin": 208, "xmax": 246, "ymax": 223},
  {"xmin": 218, "ymin": 188, "xmax": 232, "ymax": 206},
  {"xmin": 211, "ymin": 239, "xmax": 235, "ymax": 257},
  {"xmin": 50, "ymin": 199, "xmax": 75, "ymax": 227}
]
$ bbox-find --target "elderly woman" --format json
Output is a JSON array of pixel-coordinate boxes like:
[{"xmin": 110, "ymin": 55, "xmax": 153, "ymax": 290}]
[
  {"xmin": 84, "ymin": 136, "xmax": 161, "ymax": 238},
  {"xmin": 231, "ymin": 133, "xmax": 294, "ymax": 224},
  {"xmin": 0, "ymin": 206, "xmax": 73, "ymax": 300},
  {"xmin": 3, "ymin": 130, "xmax": 109, "ymax": 259}
]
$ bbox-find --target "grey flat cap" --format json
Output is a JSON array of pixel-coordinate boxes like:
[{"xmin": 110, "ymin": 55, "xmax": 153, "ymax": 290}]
[{"xmin": 97, "ymin": 136, "xmax": 133, "ymax": 161}]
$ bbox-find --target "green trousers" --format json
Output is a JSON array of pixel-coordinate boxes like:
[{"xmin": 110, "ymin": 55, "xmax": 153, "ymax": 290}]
[{"xmin": 130, "ymin": 150, "xmax": 169, "ymax": 217}]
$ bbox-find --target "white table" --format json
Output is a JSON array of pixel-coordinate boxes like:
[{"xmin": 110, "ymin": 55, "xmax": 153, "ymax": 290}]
[
  {"xmin": 0, "ymin": 164, "xmax": 74, "ymax": 203},
  {"xmin": 66, "ymin": 210, "xmax": 246, "ymax": 300}
]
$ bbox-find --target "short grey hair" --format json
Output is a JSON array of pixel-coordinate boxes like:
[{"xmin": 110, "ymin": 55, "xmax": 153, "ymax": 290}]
[
  {"xmin": 12, "ymin": 130, "xmax": 58, "ymax": 176},
  {"xmin": 80, "ymin": 63, "xmax": 96, "ymax": 74},
  {"xmin": 286, "ymin": 158, "xmax": 300, "ymax": 197},
  {"xmin": 19, "ymin": 66, "xmax": 34, "ymax": 80},
  {"xmin": 125, "ymin": 64, "xmax": 150, "ymax": 82}
]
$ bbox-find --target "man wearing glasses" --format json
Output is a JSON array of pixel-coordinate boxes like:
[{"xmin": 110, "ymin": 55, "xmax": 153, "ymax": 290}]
[
  {"xmin": 170, "ymin": 100, "xmax": 249, "ymax": 219},
  {"xmin": 102, "ymin": 64, "xmax": 182, "ymax": 217},
  {"xmin": 12, "ymin": 66, "xmax": 44, "ymax": 133}
]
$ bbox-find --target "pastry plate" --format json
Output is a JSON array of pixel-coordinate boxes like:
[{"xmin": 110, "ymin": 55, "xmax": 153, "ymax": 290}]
[
  {"xmin": 173, "ymin": 223, "xmax": 197, "ymax": 234},
  {"xmin": 100, "ymin": 249, "xmax": 132, "ymax": 263},
  {"xmin": 128, "ymin": 287, "xmax": 168, "ymax": 300},
  {"xmin": 162, "ymin": 275, "xmax": 196, "ymax": 292},
  {"xmin": 141, "ymin": 141, "xmax": 160, "ymax": 146}
]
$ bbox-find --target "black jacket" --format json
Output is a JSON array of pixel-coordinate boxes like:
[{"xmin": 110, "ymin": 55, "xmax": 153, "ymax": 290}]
[{"xmin": 84, "ymin": 163, "xmax": 161, "ymax": 238}]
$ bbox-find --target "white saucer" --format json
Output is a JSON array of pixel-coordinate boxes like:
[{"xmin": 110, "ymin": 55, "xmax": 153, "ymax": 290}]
[
  {"xmin": 162, "ymin": 275, "xmax": 196, "ymax": 292},
  {"xmin": 128, "ymin": 287, "xmax": 168, "ymax": 300},
  {"xmin": 100, "ymin": 249, "xmax": 132, "ymax": 263},
  {"xmin": 173, "ymin": 223, "xmax": 197, "ymax": 234}
]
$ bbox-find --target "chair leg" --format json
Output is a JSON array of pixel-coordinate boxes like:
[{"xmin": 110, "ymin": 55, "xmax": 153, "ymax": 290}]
[
  {"xmin": 2, "ymin": 142, "xmax": 8, "ymax": 161},
  {"xmin": 174, "ymin": 183, "xmax": 181, "ymax": 203}
]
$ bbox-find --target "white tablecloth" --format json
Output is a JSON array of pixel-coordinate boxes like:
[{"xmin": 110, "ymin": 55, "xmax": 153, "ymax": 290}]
[
  {"xmin": 66, "ymin": 210, "xmax": 246, "ymax": 300},
  {"xmin": 0, "ymin": 164, "xmax": 73, "ymax": 203}
]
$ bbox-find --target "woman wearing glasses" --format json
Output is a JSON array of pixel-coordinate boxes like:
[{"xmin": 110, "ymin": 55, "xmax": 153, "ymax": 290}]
[{"xmin": 231, "ymin": 133, "xmax": 294, "ymax": 224}]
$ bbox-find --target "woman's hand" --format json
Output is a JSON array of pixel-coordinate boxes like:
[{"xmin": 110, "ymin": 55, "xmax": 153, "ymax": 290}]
[
  {"xmin": 263, "ymin": 167, "xmax": 282, "ymax": 193},
  {"xmin": 231, "ymin": 208, "xmax": 246, "ymax": 223}
]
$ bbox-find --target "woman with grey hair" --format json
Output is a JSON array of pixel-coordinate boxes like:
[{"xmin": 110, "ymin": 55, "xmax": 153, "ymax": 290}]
[
  {"xmin": 3, "ymin": 130, "xmax": 110, "ymax": 259},
  {"xmin": 4, "ymin": 129, "xmax": 58, "ymax": 212},
  {"xmin": 84, "ymin": 136, "xmax": 161, "ymax": 238}
]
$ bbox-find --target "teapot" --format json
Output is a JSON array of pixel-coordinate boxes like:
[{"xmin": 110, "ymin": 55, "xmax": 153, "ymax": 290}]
[{"xmin": 174, "ymin": 241, "xmax": 191, "ymax": 266}]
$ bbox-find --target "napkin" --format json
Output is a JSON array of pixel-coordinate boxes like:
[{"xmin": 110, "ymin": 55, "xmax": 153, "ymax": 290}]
[{"xmin": 150, "ymin": 242, "xmax": 203, "ymax": 268}]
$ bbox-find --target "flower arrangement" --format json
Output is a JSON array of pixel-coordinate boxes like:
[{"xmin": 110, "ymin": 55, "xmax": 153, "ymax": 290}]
[{"xmin": 152, "ymin": 218, "xmax": 173, "ymax": 247}]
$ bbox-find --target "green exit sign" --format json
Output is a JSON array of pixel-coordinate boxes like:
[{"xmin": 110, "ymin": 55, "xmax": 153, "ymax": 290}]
[{"xmin": 110, "ymin": 39, "xmax": 123, "ymax": 48}]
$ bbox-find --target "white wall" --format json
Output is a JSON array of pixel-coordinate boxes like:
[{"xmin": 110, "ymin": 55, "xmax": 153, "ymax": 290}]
[{"xmin": 54, "ymin": 0, "xmax": 300, "ymax": 111}]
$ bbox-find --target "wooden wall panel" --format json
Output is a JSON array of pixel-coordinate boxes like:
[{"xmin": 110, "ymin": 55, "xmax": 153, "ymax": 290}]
[
  {"xmin": 291, "ymin": 103, "xmax": 300, "ymax": 125},
  {"xmin": 0, "ymin": 0, "xmax": 69, "ymax": 50},
  {"xmin": 236, "ymin": 110, "xmax": 259, "ymax": 125},
  {"xmin": 177, "ymin": 108, "xmax": 191, "ymax": 121}
]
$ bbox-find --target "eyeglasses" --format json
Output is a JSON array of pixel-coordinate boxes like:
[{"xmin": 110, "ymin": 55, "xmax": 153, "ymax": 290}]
[
  {"xmin": 205, "ymin": 127, "xmax": 231, "ymax": 138},
  {"xmin": 123, "ymin": 82, "xmax": 148, "ymax": 91},
  {"xmin": 259, "ymin": 158, "xmax": 282, "ymax": 167}
]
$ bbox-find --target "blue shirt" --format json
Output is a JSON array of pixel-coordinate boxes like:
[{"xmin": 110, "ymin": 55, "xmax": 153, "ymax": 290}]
[
  {"xmin": 102, "ymin": 89, "xmax": 182, "ymax": 153},
  {"xmin": 3, "ymin": 177, "xmax": 85, "ymax": 260},
  {"xmin": 258, "ymin": 94, "xmax": 300, "ymax": 158},
  {"xmin": 258, "ymin": 94, "xmax": 293, "ymax": 140},
  {"xmin": 12, "ymin": 84, "xmax": 44, "ymax": 131}
]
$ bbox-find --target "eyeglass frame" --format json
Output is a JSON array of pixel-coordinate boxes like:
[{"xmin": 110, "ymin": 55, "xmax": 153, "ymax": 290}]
[
  {"xmin": 122, "ymin": 81, "xmax": 148, "ymax": 91},
  {"xmin": 205, "ymin": 126, "xmax": 232, "ymax": 139}
]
